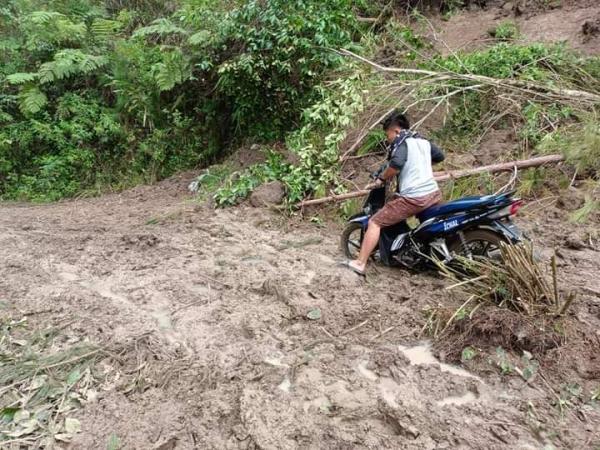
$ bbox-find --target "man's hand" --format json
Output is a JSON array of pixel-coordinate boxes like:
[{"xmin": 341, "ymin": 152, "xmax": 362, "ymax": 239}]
[{"xmin": 365, "ymin": 178, "xmax": 383, "ymax": 190}]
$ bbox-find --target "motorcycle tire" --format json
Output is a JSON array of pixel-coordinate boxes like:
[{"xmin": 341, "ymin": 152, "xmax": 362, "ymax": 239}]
[
  {"xmin": 447, "ymin": 229, "xmax": 509, "ymax": 261},
  {"xmin": 341, "ymin": 222, "xmax": 363, "ymax": 259}
]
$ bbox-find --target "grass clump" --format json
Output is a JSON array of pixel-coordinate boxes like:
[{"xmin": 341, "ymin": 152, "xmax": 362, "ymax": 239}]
[
  {"xmin": 425, "ymin": 244, "xmax": 576, "ymax": 361},
  {"xmin": 488, "ymin": 21, "xmax": 519, "ymax": 41}
]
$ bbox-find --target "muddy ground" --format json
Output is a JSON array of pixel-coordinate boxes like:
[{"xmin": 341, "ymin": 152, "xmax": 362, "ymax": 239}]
[
  {"xmin": 1, "ymin": 168, "xmax": 599, "ymax": 449},
  {"xmin": 2, "ymin": 1, "xmax": 600, "ymax": 448}
]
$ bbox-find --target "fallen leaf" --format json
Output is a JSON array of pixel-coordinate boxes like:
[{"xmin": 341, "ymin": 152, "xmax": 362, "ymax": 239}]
[
  {"xmin": 307, "ymin": 308, "xmax": 321, "ymax": 320},
  {"xmin": 64, "ymin": 417, "xmax": 81, "ymax": 434}
]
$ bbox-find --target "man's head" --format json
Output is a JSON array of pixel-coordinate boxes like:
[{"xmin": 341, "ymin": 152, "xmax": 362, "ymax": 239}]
[{"xmin": 382, "ymin": 110, "xmax": 410, "ymax": 143}]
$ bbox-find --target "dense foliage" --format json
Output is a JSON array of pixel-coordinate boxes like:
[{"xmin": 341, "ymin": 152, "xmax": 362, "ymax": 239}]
[{"xmin": 0, "ymin": 0, "xmax": 358, "ymax": 200}]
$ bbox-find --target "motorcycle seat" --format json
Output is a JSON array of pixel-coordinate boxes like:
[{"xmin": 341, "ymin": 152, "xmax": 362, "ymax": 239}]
[{"xmin": 417, "ymin": 195, "xmax": 495, "ymax": 222}]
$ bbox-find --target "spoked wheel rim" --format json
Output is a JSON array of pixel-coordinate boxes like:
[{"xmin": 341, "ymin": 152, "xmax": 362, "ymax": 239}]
[
  {"xmin": 341, "ymin": 223, "xmax": 364, "ymax": 260},
  {"xmin": 459, "ymin": 239, "xmax": 502, "ymax": 260},
  {"xmin": 345, "ymin": 228, "xmax": 362, "ymax": 259},
  {"xmin": 448, "ymin": 229, "xmax": 509, "ymax": 263}
]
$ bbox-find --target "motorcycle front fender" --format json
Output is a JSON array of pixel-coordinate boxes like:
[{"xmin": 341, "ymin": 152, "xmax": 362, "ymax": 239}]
[{"xmin": 349, "ymin": 215, "xmax": 370, "ymax": 229}]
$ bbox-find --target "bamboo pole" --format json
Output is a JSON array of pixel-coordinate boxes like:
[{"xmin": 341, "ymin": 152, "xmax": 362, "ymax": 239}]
[{"xmin": 296, "ymin": 154, "xmax": 564, "ymax": 208}]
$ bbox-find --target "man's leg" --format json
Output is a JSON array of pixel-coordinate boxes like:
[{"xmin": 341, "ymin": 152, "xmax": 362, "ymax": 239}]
[{"xmin": 349, "ymin": 219, "xmax": 381, "ymax": 273}]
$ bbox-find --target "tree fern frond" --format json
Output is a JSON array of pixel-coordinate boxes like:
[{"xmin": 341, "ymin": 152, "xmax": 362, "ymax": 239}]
[
  {"xmin": 90, "ymin": 18, "xmax": 123, "ymax": 41},
  {"xmin": 133, "ymin": 18, "xmax": 187, "ymax": 39},
  {"xmin": 152, "ymin": 51, "xmax": 191, "ymax": 91},
  {"xmin": 188, "ymin": 30, "xmax": 211, "ymax": 46},
  {"xmin": 28, "ymin": 11, "xmax": 65, "ymax": 25},
  {"xmin": 38, "ymin": 50, "xmax": 108, "ymax": 84},
  {"xmin": 7, "ymin": 73, "xmax": 38, "ymax": 85},
  {"xmin": 18, "ymin": 86, "xmax": 47, "ymax": 115}
]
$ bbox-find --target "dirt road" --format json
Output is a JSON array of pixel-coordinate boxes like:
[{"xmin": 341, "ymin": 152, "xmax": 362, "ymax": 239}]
[{"xmin": 1, "ymin": 173, "xmax": 599, "ymax": 449}]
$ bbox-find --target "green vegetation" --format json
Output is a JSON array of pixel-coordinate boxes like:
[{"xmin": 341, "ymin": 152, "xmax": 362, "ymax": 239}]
[
  {"xmin": 488, "ymin": 21, "xmax": 519, "ymax": 41},
  {"xmin": 1, "ymin": 1, "xmax": 598, "ymax": 213},
  {"xmin": 0, "ymin": 0, "xmax": 358, "ymax": 201}
]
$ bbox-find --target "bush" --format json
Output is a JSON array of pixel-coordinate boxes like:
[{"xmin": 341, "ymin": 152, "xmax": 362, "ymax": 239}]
[
  {"xmin": 0, "ymin": 0, "xmax": 360, "ymax": 201},
  {"xmin": 488, "ymin": 21, "xmax": 519, "ymax": 41}
]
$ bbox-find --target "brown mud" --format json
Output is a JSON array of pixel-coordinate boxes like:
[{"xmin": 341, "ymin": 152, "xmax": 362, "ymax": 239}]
[
  {"xmin": 1, "ymin": 168, "xmax": 599, "ymax": 449},
  {"xmin": 2, "ymin": 1, "xmax": 600, "ymax": 448}
]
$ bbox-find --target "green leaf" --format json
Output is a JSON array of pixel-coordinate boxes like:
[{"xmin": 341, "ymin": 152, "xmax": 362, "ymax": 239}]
[
  {"xmin": 64, "ymin": 417, "xmax": 81, "ymax": 434},
  {"xmin": 18, "ymin": 86, "xmax": 47, "ymax": 115},
  {"xmin": 1, "ymin": 407, "xmax": 20, "ymax": 422},
  {"xmin": 90, "ymin": 18, "xmax": 123, "ymax": 40},
  {"xmin": 67, "ymin": 368, "xmax": 82, "ymax": 386},
  {"xmin": 6, "ymin": 72, "xmax": 38, "ymax": 84},
  {"xmin": 133, "ymin": 18, "xmax": 187, "ymax": 39},
  {"xmin": 188, "ymin": 30, "xmax": 211, "ymax": 46},
  {"xmin": 107, "ymin": 432, "xmax": 121, "ymax": 450},
  {"xmin": 307, "ymin": 308, "xmax": 321, "ymax": 320},
  {"xmin": 461, "ymin": 346, "xmax": 476, "ymax": 361}
]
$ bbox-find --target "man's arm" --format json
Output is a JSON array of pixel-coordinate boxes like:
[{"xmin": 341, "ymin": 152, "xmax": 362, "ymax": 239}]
[
  {"xmin": 378, "ymin": 141, "xmax": 406, "ymax": 181},
  {"xmin": 430, "ymin": 142, "xmax": 445, "ymax": 164}
]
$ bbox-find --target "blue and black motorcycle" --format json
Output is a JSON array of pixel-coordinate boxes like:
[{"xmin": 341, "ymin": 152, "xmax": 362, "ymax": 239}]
[{"xmin": 341, "ymin": 185, "xmax": 525, "ymax": 269}]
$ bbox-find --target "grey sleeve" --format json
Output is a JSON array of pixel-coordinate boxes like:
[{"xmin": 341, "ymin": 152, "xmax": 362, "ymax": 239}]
[
  {"xmin": 430, "ymin": 142, "xmax": 445, "ymax": 163},
  {"xmin": 389, "ymin": 141, "xmax": 408, "ymax": 171}
]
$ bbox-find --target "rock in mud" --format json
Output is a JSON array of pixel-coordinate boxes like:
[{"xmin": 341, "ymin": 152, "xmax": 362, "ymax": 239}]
[
  {"xmin": 249, "ymin": 181, "xmax": 285, "ymax": 207},
  {"xmin": 565, "ymin": 233, "xmax": 586, "ymax": 250},
  {"xmin": 582, "ymin": 19, "xmax": 600, "ymax": 42}
]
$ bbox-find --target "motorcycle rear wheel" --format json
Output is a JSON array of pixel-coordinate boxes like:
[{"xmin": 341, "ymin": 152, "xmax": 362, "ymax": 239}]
[
  {"xmin": 447, "ymin": 229, "xmax": 509, "ymax": 261},
  {"xmin": 341, "ymin": 223, "xmax": 363, "ymax": 259}
]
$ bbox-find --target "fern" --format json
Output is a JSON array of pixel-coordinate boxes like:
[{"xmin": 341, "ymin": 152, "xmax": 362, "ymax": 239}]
[
  {"xmin": 38, "ymin": 50, "xmax": 108, "ymax": 84},
  {"xmin": 152, "ymin": 50, "xmax": 191, "ymax": 91},
  {"xmin": 133, "ymin": 18, "xmax": 187, "ymax": 39},
  {"xmin": 90, "ymin": 18, "xmax": 123, "ymax": 41},
  {"xmin": 188, "ymin": 30, "xmax": 211, "ymax": 46},
  {"xmin": 7, "ymin": 73, "xmax": 38, "ymax": 85},
  {"xmin": 18, "ymin": 86, "xmax": 47, "ymax": 115},
  {"xmin": 24, "ymin": 11, "xmax": 86, "ymax": 48},
  {"xmin": 28, "ymin": 11, "xmax": 65, "ymax": 25}
]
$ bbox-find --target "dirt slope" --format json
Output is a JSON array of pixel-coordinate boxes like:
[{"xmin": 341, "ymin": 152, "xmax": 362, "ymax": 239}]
[
  {"xmin": 429, "ymin": 0, "xmax": 600, "ymax": 56},
  {"xmin": 1, "ymin": 170, "xmax": 599, "ymax": 449}
]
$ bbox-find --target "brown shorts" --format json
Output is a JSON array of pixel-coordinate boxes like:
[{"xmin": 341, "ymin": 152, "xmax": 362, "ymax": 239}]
[{"xmin": 371, "ymin": 190, "xmax": 442, "ymax": 228}]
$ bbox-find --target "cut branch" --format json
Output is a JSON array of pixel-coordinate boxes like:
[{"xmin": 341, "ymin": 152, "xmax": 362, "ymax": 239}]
[
  {"xmin": 337, "ymin": 49, "xmax": 600, "ymax": 105},
  {"xmin": 296, "ymin": 154, "xmax": 564, "ymax": 208}
]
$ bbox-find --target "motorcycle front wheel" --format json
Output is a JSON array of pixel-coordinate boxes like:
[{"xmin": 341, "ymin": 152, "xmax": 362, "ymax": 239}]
[{"xmin": 341, "ymin": 223, "xmax": 363, "ymax": 259}]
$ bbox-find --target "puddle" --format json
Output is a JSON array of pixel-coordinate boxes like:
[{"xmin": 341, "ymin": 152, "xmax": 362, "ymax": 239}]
[
  {"xmin": 356, "ymin": 360, "xmax": 378, "ymax": 381},
  {"xmin": 398, "ymin": 343, "xmax": 480, "ymax": 380},
  {"xmin": 278, "ymin": 377, "xmax": 292, "ymax": 393},
  {"xmin": 264, "ymin": 354, "xmax": 290, "ymax": 368},
  {"xmin": 379, "ymin": 377, "xmax": 401, "ymax": 408},
  {"xmin": 59, "ymin": 271, "xmax": 79, "ymax": 282},
  {"xmin": 437, "ymin": 391, "xmax": 477, "ymax": 407},
  {"xmin": 152, "ymin": 309, "xmax": 173, "ymax": 330}
]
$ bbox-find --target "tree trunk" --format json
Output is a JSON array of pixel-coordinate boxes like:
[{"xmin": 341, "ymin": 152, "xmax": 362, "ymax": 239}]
[{"xmin": 296, "ymin": 154, "xmax": 564, "ymax": 208}]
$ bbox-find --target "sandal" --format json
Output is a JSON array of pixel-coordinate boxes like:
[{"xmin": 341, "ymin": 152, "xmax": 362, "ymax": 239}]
[{"xmin": 338, "ymin": 260, "xmax": 366, "ymax": 277}]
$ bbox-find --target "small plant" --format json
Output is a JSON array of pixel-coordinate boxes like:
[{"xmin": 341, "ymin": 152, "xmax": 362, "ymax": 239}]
[
  {"xmin": 495, "ymin": 347, "xmax": 513, "ymax": 375},
  {"xmin": 461, "ymin": 346, "xmax": 477, "ymax": 361},
  {"xmin": 488, "ymin": 21, "xmax": 519, "ymax": 41}
]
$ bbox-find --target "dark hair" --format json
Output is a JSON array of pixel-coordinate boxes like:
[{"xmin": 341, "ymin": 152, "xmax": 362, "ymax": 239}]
[{"xmin": 382, "ymin": 110, "xmax": 410, "ymax": 130}]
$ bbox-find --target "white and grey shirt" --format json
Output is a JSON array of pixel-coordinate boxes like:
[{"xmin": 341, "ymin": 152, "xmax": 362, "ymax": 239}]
[{"xmin": 387, "ymin": 132, "xmax": 445, "ymax": 198}]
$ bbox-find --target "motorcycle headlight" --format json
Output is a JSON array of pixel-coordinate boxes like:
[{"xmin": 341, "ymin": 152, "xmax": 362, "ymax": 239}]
[{"xmin": 364, "ymin": 205, "xmax": 371, "ymax": 215}]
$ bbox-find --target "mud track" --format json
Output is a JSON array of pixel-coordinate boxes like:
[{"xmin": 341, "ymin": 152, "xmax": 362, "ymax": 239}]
[{"xmin": 1, "ymin": 173, "xmax": 599, "ymax": 449}]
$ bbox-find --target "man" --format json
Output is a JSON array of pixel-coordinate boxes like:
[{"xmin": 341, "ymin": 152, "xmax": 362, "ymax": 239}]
[{"xmin": 344, "ymin": 110, "xmax": 445, "ymax": 275}]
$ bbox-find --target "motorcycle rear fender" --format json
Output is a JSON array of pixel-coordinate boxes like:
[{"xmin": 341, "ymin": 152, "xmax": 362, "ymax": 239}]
[{"xmin": 476, "ymin": 220, "xmax": 523, "ymax": 243}]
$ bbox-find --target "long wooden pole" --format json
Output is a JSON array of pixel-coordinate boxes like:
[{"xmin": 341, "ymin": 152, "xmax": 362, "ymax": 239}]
[{"xmin": 296, "ymin": 154, "xmax": 564, "ymax": 208}]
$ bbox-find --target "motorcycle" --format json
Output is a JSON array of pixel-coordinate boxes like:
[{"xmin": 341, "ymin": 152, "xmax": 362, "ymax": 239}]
[{"xmin": 341, "ymin": 184, "xmax": 525, "ymax": 270}]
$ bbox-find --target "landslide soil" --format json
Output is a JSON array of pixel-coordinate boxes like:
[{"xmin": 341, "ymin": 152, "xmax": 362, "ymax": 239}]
[
  {"xmin": 2, "ymin": 2, "xmax": 600, "ymax": 448},
  {"xmin": 1, "ymin": 170, "xmax": 599, "ymax": 449}
]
